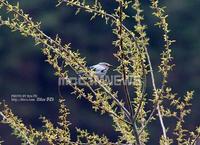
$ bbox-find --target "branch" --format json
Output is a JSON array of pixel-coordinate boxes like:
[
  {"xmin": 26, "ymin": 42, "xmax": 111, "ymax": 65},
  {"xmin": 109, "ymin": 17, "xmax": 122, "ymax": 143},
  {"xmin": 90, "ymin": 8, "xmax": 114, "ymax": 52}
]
[
  {"xmin": 138, "ymin": 107, "xmax": 156, "ymax": 136},
  {"xmin": 144, "ymin": 46, "xmax": 167, "ymax": 140},
  {"xmin": 191, "ymin": 134, "xmax": 200, "ymax": 145},
  {"xmin": 118, "ymin": 2, "xmax": 140, "ymax": 145},
  {"xmin": 59, "ymin": 0, "xmax": 137, "ymax": 41},
  {"xmin": 0, "ymin": 111, "xmax": 33, "ymax": 145}
]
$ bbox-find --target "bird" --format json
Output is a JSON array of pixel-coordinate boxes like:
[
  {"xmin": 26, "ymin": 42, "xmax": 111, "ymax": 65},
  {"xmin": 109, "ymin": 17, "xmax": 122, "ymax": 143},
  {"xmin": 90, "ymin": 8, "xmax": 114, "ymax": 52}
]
[
  {"xmin": 89, "ymin": 62, "xmax": 112, "ymax": 78},
  {"xmin": 78, "ymin": 62, "xmax": 112, "ymax": 79}
]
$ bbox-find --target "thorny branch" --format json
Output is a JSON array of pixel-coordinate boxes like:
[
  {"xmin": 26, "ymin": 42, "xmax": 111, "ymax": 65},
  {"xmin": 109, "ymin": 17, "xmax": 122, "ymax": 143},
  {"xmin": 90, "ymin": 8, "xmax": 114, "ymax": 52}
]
[{"xmin": 0, "ymin": 111, "xmax": 33, "ymax": 145}]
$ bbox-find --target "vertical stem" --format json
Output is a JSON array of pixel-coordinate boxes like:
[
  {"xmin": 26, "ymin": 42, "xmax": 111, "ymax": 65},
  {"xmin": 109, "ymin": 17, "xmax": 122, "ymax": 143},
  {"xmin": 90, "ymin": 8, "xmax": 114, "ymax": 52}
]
[
  {"xmin": 118, "ymin": 2, "xmax": 141, "ymax": 145},
  {"xmin": 144, "ymin": 47, "xmax": 167, "ymax": 141},
  {"xmin": 119, "ymin": 0, "xmax": 133, "ymax": 122},
  {"xmin": 157, "ymin": 105, "xmax": 167, "ymax": 139}
]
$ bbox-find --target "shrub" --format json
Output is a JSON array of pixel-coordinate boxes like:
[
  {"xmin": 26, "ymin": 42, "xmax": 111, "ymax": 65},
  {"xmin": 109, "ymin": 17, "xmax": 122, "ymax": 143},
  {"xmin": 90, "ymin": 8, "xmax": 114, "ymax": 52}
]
[{"xmin": 0, "ymin": 0, "xmax": 199, "ymax": 144}]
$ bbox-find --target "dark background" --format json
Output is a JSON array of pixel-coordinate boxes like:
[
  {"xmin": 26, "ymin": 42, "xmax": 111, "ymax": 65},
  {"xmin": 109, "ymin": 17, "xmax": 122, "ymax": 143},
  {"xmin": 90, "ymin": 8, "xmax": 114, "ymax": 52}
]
[{"xmin": 0, "ymin": 0, "xmax": 200, "ymax": 144}]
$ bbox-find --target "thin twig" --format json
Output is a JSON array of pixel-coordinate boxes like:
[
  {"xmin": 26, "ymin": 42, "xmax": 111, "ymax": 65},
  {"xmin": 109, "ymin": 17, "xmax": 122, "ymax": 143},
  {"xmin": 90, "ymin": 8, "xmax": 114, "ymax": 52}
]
[
  {"xmin": 133, "ymin": 94, "xmax": 144, "ymax": 122},
  {"xmin": 144, "ymin": 47, "xmax": 167, "ymax": 140},
  {"xmin": 138, "ymin": 108, "xmax": 156, "ymax": 136},
  {"xmin": 191, "ymin": 133, "xmax": 200, "ymax": 145},
  {"xmin": 157, "ymin": 105, "xmax": 167, "ymax": 138}
]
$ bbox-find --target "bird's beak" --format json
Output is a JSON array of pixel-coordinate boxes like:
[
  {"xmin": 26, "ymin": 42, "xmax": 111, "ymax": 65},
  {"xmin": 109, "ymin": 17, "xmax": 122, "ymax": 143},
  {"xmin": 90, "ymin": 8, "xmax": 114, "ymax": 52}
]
[{"xmin": 108, "ymin": 64, "xmax": 113, "ymax": 67}]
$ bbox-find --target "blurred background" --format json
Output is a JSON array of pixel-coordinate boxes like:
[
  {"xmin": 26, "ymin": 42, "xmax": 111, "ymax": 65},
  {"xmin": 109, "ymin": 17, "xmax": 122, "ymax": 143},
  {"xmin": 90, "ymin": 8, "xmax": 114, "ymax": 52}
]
[{"xmin": 0, "ymin": 0, "xmax": 200, "ymax": 144}]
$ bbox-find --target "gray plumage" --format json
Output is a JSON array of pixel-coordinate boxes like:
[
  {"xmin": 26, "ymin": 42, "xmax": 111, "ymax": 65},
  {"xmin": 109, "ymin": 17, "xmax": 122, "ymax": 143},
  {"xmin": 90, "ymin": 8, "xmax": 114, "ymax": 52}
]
[{"xmin": 89, "ymin": 62, "xmax": 112, "ymax": 77}]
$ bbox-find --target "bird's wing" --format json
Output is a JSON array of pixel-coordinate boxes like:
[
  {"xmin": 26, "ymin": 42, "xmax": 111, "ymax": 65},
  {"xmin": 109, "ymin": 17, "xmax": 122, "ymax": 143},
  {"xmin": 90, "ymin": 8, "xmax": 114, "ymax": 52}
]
[
  {"xmin": 79, "ymin": 65, "xmax": 106, "ymax": 77},
  {"xmin": 90, "ymin": 65, "xmax": 105, "ymax": 71},
  {"xmin": 94, "ymin": 65, "xmax": 108, "ymax": 77},
  {"xmin": 89, "ymin": 65, "xmax": 97, "ymax": 71}
]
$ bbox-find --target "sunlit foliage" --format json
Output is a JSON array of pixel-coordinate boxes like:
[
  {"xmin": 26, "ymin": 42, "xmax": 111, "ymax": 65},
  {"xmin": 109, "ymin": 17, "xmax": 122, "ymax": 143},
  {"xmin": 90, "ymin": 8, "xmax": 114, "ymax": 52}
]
[{"xmin": 0, "ymin": 0, "xmax": 199, "ymax": 144}]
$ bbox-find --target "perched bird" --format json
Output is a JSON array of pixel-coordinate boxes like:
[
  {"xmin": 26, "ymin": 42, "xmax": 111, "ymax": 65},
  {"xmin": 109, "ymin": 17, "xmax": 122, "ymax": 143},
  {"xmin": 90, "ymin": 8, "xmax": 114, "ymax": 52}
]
[{"xmin": 89, "ymin": 62, "xmax": 112, "ymax": 78}]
